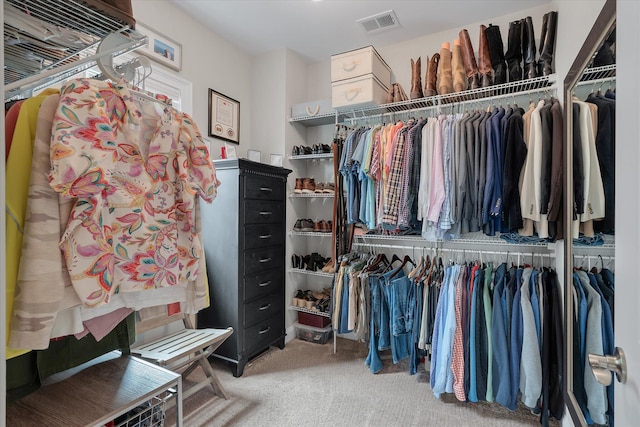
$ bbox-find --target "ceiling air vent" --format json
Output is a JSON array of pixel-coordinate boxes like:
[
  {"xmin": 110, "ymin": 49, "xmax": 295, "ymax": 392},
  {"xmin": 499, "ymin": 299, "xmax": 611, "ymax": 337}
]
[{"xmin": 357, "ymin": 10, "xmax": 400, "ymax": 34}]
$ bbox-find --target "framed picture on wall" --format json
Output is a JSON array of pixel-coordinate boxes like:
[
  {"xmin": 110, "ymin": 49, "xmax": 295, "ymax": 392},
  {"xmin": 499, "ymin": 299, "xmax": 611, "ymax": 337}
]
[
  {"xmin": 135, "ymin": 23, "xmax": 182, "ymax": 71},
  {"xmin": 208, "ymin": 89, "xmax": 240, "ymax": 144}
]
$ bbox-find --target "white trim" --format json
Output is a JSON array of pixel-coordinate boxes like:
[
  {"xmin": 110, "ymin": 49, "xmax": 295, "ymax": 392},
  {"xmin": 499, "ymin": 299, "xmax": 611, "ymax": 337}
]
[{"xmin": 116, "ymin": 52, "xmax": 193, "ymax": 114}]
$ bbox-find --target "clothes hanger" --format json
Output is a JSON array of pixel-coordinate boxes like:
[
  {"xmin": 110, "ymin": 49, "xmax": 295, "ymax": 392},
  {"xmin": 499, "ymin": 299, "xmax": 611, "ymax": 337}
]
[{"xmin": 388, "ymin": 255, "xmax": 416, "ymax": 280}]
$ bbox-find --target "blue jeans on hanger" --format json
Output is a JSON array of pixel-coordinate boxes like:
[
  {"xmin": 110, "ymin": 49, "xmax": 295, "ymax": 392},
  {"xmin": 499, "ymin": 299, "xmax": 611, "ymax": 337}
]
[
  {"xmin": 383, "ymin": 270, "xmax": 410, "ymax": 364},
  {"xmin": 365, "ymin": 274, "xmax": 384, "ymax": 374}
]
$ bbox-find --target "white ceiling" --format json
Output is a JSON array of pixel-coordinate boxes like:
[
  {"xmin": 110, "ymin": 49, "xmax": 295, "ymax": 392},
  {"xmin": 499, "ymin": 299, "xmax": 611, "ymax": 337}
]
[{"xmin": 172, "ymin": 0, "xmax": 551, "ymax": 62}]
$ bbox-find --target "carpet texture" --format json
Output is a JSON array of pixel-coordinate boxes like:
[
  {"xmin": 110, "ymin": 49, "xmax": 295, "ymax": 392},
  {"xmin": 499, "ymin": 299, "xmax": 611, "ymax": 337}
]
[{"xmin": 165, "ymin": 337, "xmax": 559, "ymax": 427}]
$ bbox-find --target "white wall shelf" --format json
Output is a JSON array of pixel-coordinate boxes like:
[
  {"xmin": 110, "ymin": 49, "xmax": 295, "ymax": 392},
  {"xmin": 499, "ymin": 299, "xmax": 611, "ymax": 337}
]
[
  {"xmin": 287, "ymin": 268, "xmax": 333, "ymax": 278},
  {"xmin": 288, "ymin": 305, "xmax": 331, "ymax": 318}
]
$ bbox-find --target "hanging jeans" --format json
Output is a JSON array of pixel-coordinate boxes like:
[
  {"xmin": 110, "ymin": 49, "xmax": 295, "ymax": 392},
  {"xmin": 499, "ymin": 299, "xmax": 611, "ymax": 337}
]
[
  {"xmin": 365, "ymin": 274, "xmax": 385, "ymax": 373},
  {"xmin": 408, "ymin": 280, "xmax": 422, "ymax": 375},
  {"xmin": 383, "ymin": 269, "xmax": 411, "ymax": 364}
]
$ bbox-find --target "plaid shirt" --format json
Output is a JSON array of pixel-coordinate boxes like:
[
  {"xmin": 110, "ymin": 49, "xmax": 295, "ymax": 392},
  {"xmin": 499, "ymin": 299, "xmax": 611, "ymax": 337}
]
[
  {"xmin": 382, "ymin": 125, "xmax": 409, "ymax": 226},
  {"xmin": 398, "ymin": 120, "xmax": 418, "ymax": 227}
]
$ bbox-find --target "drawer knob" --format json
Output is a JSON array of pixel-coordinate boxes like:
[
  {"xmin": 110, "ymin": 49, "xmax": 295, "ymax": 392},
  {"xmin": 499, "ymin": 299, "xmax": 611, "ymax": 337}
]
[
  {"xmin": 259, "ymin": 211, "xmax": 273, "ymax": 216},
  {"xmin": 258, "ymin": 280, "xmax": 272, "ymax": 287},
  {"xmin": 259, "ymin": 257, "xmax": 272, "ymax": 263},
  {"xmin": 259, "ymin": 187, "xmax": 273, "ymax": 193},
  {"xmin": 259, "ymin": 303, "xmax": 272, "ymax": 311},
  {"xmin": 258, "ymin": 326, "xmax": 271, "ymax": 335},
  {"xmin": 259, "ymin": 234, "xmax": 272, "ymax": 239}
]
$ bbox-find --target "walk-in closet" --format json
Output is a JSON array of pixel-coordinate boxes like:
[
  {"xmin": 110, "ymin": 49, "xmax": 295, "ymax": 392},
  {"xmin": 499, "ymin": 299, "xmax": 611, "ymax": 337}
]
[{"xmin": 2, "ymin": 0, "xmax": 638, "ymax": 426}]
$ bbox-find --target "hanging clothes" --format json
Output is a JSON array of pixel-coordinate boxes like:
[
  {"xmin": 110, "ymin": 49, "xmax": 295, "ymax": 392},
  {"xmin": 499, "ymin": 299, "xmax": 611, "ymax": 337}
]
[{"xmin": 342, "ymin": 96, "xmax": 563, "ymax": 243}]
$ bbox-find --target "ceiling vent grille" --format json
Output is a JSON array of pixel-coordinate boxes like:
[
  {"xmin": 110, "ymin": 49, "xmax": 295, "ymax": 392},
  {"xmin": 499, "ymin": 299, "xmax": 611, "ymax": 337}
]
[{"xmin": 357, "ymin": 10, "xmax": 400, "ymax": 34}]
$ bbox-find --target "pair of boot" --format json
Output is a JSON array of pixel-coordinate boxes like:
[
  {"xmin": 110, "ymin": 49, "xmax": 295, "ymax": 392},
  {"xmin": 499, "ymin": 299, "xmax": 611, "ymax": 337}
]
[
  {"xmin": 505, "ymin": 11, "xmax": 557, "ymax": 82},
  {"xmin": 434, "ymin": 28, "xmax": 493, "ymax": 95}
]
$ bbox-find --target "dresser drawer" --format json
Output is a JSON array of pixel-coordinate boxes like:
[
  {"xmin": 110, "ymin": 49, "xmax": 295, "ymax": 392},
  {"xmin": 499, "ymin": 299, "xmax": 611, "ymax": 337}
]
[
  {"xmin": 243, "ymin": 223, "xmax": 284, "ymax": 250},
  {"xmin": 243, "ymin": 269, "xmax": 283, "ymax": 302},
  {"xmin": 243, "ymin": 314, "xmax": 283, "ymax": 351},
  {"xmin": 243, "ymin": 292, "xmax": 284, "ymax": 327},
  {"xmin": 243, "ymin": 175, "xmax": 284, "ymax": 201},
  {"xmin": 244, "ymin": 247, "xmax": 282, "ymax": 276},
  {"xmin": 243, "ymin": 200, "xmax": 283, "ymax": 225}
]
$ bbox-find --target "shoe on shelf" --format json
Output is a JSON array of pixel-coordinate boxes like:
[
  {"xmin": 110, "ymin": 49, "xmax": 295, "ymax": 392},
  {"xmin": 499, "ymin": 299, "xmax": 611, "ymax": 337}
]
[
  {"xmin": 321, "ymin": 259, "xmax": 335, "ymax": 273},
  {"xmin": 293, "ymin": 289, "xmax": 306, "ymax": 306},
  {"xmin": 295, "ymin": 219, "xmax": 314, "ymax": 232},
  {"xmin": 294, "ymin": 178, "xmax": 304, "ymax": 194},
  {"xmin": 313, "ymin": 221, "xmax": 323, "ymax": 233},
  {"xmin": 301, "ymin": 145, "xmax": 313, "ymax": 155},
  {"xmin": 321, "ymin": 144, "xmax": 332, "ymax": 154},
  {"xmin": 322, "ymin": 182, "xmax": 334, "ymax": 194},
  {"xmin": 301, "ymin": 178, "xmax": 315, "ymax": 194},
  {"xmin": 292, "ymin": 146, "xmax": 300, "ymax": 156},
  {"xmin": 315, "ymin": 220, "xmax": 328, "ymax": 233},
  {"xmin": 291, "ymin": 254, "xmax": 303, "ymax": 269}
]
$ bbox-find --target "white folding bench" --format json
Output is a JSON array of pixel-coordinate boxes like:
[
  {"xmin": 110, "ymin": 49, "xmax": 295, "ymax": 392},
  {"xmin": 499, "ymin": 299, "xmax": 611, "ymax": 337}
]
[{"xmin": 131, "ymin": 313, "xmax": 233, "ymax": 404}]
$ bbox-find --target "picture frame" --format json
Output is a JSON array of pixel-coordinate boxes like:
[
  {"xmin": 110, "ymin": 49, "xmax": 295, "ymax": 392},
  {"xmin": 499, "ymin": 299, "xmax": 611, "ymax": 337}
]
[
  {"xmin": 136, "ymin": 22, "xmax": 182, "ymax": 71},
  {"xmin": 270, "ymin": 154, "xmax": 283, "ymax": 167},
  {"xmin": 224, "ymin": 143, "xmax": 238, "ymax": 159},
  {"xmin": 247, "ymin": 149, "xmax": 261, "ymax": 162},
  {"xmin": 208, "ymin": 89, "xmax": 240, "ymax": 144}
]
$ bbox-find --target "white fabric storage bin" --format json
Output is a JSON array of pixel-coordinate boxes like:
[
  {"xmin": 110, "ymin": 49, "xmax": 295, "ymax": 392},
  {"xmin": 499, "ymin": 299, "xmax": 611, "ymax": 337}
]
[
  {"xmin": 331, "ymin": 74, "xmax": 388, "ymax": 110},
  {"xmin": 291, "ymin": 99, "xmax": 334, "ymax": 119},
  {"xmin": 331, "ymin": 45, "xmax": 391, "ymax": 88}
]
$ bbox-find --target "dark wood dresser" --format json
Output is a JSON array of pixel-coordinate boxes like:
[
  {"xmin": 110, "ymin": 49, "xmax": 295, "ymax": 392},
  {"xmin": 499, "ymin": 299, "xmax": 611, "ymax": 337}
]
[{"xmin": 197, "ymin": 158, "xmax": 291, "ymax": 377}]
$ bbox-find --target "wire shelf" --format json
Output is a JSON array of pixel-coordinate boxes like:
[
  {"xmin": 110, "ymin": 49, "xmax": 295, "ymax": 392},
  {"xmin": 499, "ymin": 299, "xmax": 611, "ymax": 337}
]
[
  {"xmin": 288, "ymin": 153, "xmax": 334, "ymax": 160},
  {"xmin": 4, "ymin": 0, "xmax": 146, "ymax": 99},
  {"xmin": 354, "ymin": 232, "xmax": 552, "ymax": 248},
  {"xmin": 338, "ymin": 74, "xmax": 557, "ymax": 120},
  {"xmin": 289, "ymin": 192, "xmax": 335, "ymax": 199},
  {"xmin": 288, "ymin": 268, "xmax": 334, "ymax": 278},
  {"xmin": 579, "ymin": 64, "xmax": 616, "ymax": 82},
  {"xmin": 288, "ymin": 305, "xmax": 331, "ymax": 318},
  {"xmin": 289, "ymin": 230, "xmax": 333, "ymax": 237},
  {"xmin": 289, "ymin": 111, "xmax": 343, "ymax": 126}
]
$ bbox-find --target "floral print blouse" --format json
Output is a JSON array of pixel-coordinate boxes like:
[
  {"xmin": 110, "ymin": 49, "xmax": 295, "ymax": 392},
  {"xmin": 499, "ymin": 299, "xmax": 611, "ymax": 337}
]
[{"xmin": 49, "ymin": 78, "xmax": 219, "ymax": 307}]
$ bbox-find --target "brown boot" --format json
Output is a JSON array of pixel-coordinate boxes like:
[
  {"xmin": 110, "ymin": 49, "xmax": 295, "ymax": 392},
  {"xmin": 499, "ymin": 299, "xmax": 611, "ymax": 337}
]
[
  {"xmin": 478, "ymin": 25, "xmax": 493, "ymax": 87},
  {"xmin": 451, "ymin": 39, "xmax": 467, "ymax": 92},
  {"xmin": 424, "ymin": 53, "xmax": 440, "ymax": 97},
  {"xmin": 385, "ymin": 85, "xmax": 394, "ymax": 104},
  {"xmin": 459, "ymin": 29, "xmax": 480, "ymax": 90},
  {"xmin": 437, "ymin": 42, "xmax": 453, "ymax": 95},
  {"xmin": 410, "ymin": 57, "xmax": 424, "ymax": 99},
  {"xmin": 393, "ymin": 83, "xmax": 408, "ymax": 102}
]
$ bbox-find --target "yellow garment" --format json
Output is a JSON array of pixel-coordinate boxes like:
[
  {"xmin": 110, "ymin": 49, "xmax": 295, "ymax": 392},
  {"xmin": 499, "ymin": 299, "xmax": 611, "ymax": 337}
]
[{"xmin": 6, "ymin": 89, "xmax": 59, "ymax": 359}]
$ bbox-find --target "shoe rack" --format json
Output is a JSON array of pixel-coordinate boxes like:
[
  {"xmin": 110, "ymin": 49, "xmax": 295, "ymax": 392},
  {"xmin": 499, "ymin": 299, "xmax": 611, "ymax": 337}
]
[{"xmin": 286, "ymin": 119, "xmax": 338, "ymax": 324}]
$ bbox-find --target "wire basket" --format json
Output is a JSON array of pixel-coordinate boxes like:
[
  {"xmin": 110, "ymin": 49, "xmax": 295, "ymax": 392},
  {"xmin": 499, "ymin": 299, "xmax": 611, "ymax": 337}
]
[{"xmin": 111, "ymin": 395, "xmax": 167, "ymax": 427}]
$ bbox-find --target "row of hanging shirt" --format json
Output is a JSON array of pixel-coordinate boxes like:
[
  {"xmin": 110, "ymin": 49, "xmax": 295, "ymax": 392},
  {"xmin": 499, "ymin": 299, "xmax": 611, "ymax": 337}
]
[
  {"xmin": 332, "ymin": 250, "xmax": 569, "ymax": 427},
  {"xmin": 340, "ymin": 92, "xmax": 615, "ymax": 244},
  {"xmin": 571, "ymin": 264, "xmax": 615, "ymax": 426},
  {"xmin": 339, "ymin": 97, "xmax": 564, "ymax": 242},
  {"xmin": 5, "ymin": 77, "xmax": 220, "ymax": 357},
  {"xmin": 571, "ymin": 87, "xmax": 616, "ymax": 240}
]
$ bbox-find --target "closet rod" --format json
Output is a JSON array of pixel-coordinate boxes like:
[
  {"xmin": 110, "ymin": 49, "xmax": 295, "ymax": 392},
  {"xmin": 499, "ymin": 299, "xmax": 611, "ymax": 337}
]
[
  {"xmin": 345, "ymin": 85, "xmax": 558, "ymax": 127},
  {"xmin": 351, "ymin": 241, "xmax": 551, "ymax": 257}
]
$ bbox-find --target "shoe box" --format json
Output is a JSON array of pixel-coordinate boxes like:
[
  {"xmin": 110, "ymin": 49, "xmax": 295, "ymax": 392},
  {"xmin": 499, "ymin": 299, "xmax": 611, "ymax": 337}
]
[
  {"xmin": 298, "ymin": 311, "xmax": 331, "ymax": 328},
  {"xmin": 330, "ymin": 45, "xmax": 392, "ymax": 110}
]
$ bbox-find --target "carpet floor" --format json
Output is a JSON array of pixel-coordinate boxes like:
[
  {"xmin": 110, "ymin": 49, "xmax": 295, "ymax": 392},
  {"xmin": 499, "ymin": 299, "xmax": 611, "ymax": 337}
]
[{"xmin": 165, "ymin": 337, "xmax": 559, "ymax": 427}]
